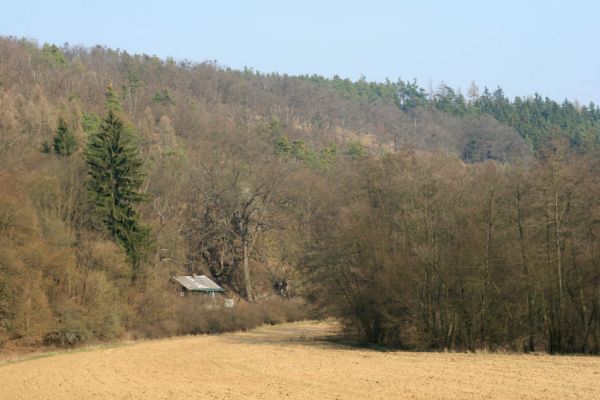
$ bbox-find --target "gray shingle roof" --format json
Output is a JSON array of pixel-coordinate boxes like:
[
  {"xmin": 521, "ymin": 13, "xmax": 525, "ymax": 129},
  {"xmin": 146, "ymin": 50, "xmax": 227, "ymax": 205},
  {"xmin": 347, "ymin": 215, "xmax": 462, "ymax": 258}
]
[{"xmin": 173, "ymin": 275, "xmax": 224, "ymax": 292}]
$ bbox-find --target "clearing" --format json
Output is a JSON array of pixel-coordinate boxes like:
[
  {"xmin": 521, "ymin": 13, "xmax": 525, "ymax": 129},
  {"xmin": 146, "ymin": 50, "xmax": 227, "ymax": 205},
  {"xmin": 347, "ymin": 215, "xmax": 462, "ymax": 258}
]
[{"xmin": 1, "ymin": 321, "xmax": 599, "ymax": 399}]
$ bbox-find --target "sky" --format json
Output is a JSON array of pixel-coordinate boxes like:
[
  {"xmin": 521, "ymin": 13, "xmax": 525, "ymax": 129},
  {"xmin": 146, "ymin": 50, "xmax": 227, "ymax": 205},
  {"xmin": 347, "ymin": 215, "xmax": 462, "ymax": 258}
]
[{"xmin": 1, "ymin": 0, "xmax": 599, "ymax": 104}]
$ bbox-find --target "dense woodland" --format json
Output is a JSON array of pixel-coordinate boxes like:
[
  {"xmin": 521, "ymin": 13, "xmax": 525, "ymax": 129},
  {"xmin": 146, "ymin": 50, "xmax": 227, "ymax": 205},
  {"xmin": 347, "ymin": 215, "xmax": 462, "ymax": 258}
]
[{"xmin": 1, "ymin": 37, "xmax": 600, "ymax": 353}]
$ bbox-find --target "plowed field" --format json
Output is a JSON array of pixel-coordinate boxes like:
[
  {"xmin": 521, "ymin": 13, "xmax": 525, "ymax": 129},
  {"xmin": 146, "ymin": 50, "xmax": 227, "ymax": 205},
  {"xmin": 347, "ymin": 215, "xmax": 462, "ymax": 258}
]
[{"xmin": 1, "ymin": 321, "xmax": 599, "ymax": 399}]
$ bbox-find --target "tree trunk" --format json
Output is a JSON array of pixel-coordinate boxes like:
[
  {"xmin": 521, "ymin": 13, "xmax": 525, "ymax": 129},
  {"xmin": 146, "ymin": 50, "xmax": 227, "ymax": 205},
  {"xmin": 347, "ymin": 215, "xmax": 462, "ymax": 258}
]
[
  {"xmin": 480, "ymin": 190, "xmax": 494, "ymax": 347},
  {"xmin": 552, "ymin": 171, "xmax": 564, "ymax": 351},
  {"xmin": 516, "ymin": 191, "xmax": 535, "ymax": 352},
  {"xmin": 242, "ymin": 237, "xmax": 253, "ymax": 301}
]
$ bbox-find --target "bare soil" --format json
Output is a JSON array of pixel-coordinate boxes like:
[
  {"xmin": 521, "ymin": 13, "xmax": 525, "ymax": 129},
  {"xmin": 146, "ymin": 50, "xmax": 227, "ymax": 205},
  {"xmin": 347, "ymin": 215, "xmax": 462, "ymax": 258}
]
[{"xmin": 1, "ymin": 321, "xmax": 599, "ymax": 399}]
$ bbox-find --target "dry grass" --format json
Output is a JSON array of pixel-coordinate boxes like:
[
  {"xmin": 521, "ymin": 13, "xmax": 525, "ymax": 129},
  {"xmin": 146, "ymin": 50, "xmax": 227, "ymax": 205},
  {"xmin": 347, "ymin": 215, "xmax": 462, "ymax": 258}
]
[{"xmin": 1, "ymin": 321, "xmax": 599, "ymax": 399}]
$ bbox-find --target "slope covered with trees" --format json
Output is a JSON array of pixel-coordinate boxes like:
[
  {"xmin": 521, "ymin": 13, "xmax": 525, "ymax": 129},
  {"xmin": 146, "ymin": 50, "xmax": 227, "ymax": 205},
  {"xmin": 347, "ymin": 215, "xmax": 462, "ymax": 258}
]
[{"xmin": 1, "ymin": 37, "xmax": 600, "ymax": 353}]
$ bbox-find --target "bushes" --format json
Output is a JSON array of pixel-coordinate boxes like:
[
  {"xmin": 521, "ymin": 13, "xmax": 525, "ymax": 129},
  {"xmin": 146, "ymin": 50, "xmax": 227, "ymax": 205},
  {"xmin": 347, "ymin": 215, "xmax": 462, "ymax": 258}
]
[
  {"xmin": 259, "ymin": 297, "xmax": 310, "ymax": 325},
  {"xmin": 129, "ymin": 275, "xmax": 178, "ymax": 339},
  {"xmin": 43, "ymin": 300, "xmax": 91, "ymax": 346},
  {"xmin": 173, "ymin": 296, "xmax": 309, "ymax": 336}
]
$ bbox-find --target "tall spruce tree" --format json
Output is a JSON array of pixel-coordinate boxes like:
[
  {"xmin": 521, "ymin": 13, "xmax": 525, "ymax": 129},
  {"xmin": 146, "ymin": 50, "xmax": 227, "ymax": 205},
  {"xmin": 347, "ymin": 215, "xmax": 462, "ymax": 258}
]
[
  {"xmin": 53, "ymin": 117, "xmax": 77, "ymax": 156},
  {"xmin": 85, "ymin": 111, "xmax": 148, "ymax": 276}
]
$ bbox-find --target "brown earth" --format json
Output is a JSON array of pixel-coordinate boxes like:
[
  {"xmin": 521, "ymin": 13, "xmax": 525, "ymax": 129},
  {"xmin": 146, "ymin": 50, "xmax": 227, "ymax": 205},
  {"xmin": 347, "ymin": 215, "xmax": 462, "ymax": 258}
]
[{"xmin": 1, "ymin": 321, "xmax": 600, "ymax": 399}]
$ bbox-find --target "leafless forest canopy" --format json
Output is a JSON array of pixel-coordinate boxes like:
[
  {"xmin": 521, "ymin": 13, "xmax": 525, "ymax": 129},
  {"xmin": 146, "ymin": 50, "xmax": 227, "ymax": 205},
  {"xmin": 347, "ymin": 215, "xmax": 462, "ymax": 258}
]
[{"xmin": 1, "ymin": 37, "xmax": 600, "ymax": 353}]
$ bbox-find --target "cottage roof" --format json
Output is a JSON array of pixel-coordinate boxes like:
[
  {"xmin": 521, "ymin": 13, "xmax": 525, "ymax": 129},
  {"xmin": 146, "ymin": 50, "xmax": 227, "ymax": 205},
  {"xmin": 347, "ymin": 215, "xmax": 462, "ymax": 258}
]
[{"xmin": 173, "ymin": 275, "xmax": 224, "ymax": 292}]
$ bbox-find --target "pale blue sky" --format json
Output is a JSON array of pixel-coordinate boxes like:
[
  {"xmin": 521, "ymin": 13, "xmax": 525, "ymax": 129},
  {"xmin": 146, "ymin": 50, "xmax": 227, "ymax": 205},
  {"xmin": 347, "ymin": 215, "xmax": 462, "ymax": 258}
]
[{"xmin": 1, "ymin": 0, "xmax": 599, "ymax": 103}]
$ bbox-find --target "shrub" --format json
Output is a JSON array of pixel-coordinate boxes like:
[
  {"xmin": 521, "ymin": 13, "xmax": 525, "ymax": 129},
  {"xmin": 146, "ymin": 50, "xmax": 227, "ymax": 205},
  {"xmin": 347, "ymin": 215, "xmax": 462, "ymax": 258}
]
[
  {"xmin": 44, "ymin": 300, "xmax": 91, "ymax": 346},
  {"xmin": 173, "ymin": 296, "xmax": 309, "ymax": 337}
]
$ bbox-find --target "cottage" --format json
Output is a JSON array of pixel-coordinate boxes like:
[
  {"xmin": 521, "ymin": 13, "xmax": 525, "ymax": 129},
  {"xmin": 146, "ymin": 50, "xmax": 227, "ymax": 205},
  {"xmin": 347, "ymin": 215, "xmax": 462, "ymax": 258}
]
[{"xmin": 172, "ymin": 274, "xmax": 224, "ymax": 298}]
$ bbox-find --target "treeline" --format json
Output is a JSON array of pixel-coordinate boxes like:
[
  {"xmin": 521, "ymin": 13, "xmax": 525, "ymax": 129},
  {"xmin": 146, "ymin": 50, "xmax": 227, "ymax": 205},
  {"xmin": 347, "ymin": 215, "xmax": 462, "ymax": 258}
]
[
  {"xmin": 1, "ymin": 37, "xmax": 600, "ymax": 353},
  {"xmin": 0, "ymin": 37, "xmax": 533, "ymax": 164},
  {"xmin": 301, "ymin": 75, "xmax": 600, "ymax": 153},
  {"xmin": 301, "ymin": 149, "xmax": 600, "ymax": 353}
]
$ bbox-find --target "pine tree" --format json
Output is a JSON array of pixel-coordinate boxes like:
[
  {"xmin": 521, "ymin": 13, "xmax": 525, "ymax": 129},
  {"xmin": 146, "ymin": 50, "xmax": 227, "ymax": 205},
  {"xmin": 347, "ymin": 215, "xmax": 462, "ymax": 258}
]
[
  {"xmin": 53, "ymin": 117, "xmax": 77, "ymax": 156},
  {"xmin": 85, "ymin": 111, "xmax": 148, "ymax": 276},
  {"xmin": 104, "ymin": 83, "xmax": 123, "ymax": 112}
]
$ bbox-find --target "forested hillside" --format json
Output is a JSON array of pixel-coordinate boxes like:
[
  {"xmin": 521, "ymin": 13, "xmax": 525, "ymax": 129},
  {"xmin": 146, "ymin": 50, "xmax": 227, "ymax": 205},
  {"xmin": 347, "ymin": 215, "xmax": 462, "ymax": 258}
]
[{"xmin": 1, "ymin": 37, "xmax": 600, "ymax": 353}]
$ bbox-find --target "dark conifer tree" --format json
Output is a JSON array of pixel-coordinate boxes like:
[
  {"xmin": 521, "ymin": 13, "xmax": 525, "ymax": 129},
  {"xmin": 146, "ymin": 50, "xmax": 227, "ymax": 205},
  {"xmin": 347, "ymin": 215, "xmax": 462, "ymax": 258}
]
[
  {"xmin": 52, "ymin": 117, "xmax": 77, "ymax": 157},
  {"xmin": 85, "ymin": 111, "xmax": 148, "ymax": 276}
]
